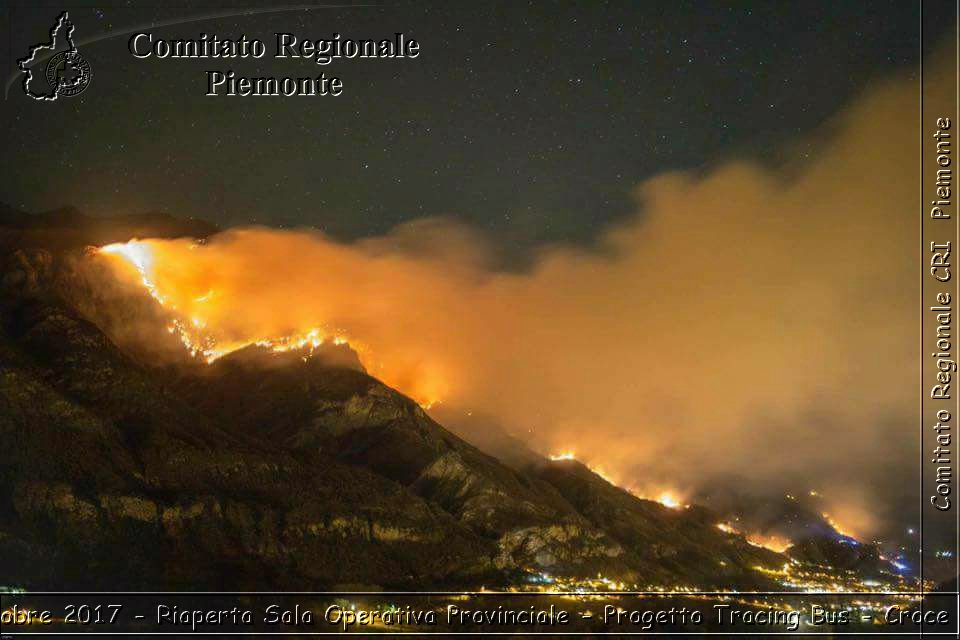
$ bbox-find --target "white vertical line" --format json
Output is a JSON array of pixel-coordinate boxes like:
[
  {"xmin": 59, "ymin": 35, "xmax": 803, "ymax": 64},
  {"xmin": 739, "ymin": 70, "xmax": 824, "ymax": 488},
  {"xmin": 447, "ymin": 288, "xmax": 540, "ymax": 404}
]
[{"xmin": 920, "ymin": 1, "xmax": 925, "ymax": 634}]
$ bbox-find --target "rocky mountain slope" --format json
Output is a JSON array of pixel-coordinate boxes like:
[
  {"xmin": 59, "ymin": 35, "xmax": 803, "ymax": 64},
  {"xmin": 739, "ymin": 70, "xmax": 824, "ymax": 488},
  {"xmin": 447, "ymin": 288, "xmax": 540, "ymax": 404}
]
[{"xmin": 0, "ymin": 206, "xmax": 795, "ymax": 590}]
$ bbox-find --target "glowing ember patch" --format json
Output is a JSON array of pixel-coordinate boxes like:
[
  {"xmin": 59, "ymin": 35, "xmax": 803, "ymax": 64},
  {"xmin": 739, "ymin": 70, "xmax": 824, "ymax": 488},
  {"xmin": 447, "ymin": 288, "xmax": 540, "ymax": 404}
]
[
  {"xmin": 590, "ymin": 466, "xmax": 618, "ymax": 485},
  {"xmin": 629, "ymin": 487, "xmax": 689, "ymax": 509},
  {"xmin": 745, "ymin": 533, "xmax": 792, "ymax": 553},
  {"xmin": 655, "ymin": 491, "xmax": 684, "ymax": 509},
  {"xmin": 546, "ymin": 452, "xmax": 620, "ymax": 485},
  {"xmin": 715, "ymin": 522, "xmax": 792, "ymax": 552},
  {"xmin": 821, "ymin": 512, "xmax": 856, "ymax": 540}
]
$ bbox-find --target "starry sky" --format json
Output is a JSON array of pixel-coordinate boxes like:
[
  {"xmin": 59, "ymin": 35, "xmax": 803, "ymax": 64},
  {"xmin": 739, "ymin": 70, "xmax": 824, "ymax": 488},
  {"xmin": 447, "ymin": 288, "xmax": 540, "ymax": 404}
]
[{"xmin": 0, "ymin": 1, "xmax": 951, "ymax": 260}]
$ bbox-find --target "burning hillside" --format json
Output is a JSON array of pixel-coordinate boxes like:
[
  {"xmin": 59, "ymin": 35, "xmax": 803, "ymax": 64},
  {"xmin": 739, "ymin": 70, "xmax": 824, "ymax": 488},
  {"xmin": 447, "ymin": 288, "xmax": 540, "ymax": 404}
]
[
  {"xmin": 89, "ymin": 234, "xmax": 894, "ymax": 566},
  {"xmin": 99, "ymin": 240, "xmax": 354, "ymax": 365},
  {"xmin": 78, "ymin": 58, "xmax": 946, "ymax": 550},
  {"xmin": 547, "ymin": 451, "xmax": 794, "ymax": 552},
  {"xmin": 0, "ymin": 202, "xmax": 934, "ymax": 598},
  {"xmin": 98, "ymin": 236, "xmax": 448, "ymax": 407}
]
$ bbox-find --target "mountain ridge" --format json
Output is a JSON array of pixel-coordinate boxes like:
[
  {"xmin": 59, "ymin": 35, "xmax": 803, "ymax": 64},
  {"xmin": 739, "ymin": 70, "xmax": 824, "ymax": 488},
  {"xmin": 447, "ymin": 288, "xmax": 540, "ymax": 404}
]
[{"xmin": 0, "ymin": 206, "xmax": 883, "ymax": 592}]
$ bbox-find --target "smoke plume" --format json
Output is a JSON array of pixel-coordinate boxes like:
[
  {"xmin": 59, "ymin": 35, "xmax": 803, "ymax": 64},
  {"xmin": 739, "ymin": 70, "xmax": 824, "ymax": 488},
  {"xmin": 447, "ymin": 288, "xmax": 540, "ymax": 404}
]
[{"xmin": 98, "ymin": 58, "xmax": 951, "ymax": 541}]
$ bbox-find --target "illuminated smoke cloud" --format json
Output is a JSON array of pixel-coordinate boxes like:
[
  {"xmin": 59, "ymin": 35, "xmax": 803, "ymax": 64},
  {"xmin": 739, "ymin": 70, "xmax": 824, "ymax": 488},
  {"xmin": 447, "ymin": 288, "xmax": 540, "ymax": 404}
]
[{"xmin": 98, "ymin": 59, "xmax": 953, "ymax": 541}]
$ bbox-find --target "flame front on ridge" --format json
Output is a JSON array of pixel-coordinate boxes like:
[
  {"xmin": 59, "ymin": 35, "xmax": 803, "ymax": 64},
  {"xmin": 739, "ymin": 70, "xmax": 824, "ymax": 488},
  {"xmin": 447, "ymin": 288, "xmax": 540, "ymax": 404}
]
[{"xmin": 97, "ymin": 238, "xmax": 445, "ymax": 407}]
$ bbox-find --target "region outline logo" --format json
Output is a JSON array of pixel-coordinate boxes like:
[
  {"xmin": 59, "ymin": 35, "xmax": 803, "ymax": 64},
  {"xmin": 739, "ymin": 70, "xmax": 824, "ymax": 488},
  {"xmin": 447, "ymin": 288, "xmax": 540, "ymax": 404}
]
[{"xmin": 18, "ymin": 11, "xmax": 92, "ymax": 101}]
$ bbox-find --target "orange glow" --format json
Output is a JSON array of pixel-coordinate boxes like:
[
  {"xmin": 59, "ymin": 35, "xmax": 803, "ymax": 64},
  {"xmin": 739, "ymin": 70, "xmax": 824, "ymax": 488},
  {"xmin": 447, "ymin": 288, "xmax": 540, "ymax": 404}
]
[
  {"xmin": 715, "ymin": 522, "xmax": 792, "ymax": 553},
  {"xmin": 745, "ymin": 532, "xmax": 792, "ymax": 553},
  {"xmin": 655, "ymin": 491, "xmax": 684, "ymax": 509},
  {"xmin": 821, "ymin": 512, "xmax": 856, "ymax": 539},
  {"xmin": 98, "ymin": 239, "xmax": 447, "ymax": 408},
  {"xmin": 629, "ymin": 487, "xmax": 689, "ymax": 510},
  {"xmin": 100, "ymin": 241, "xmax": 165, "ymax": 304},
  {"xmin": 588, "ymin": 465, "xmax": 619, "ymax": 485},
  {"xmin": 547, "ymin": 451, "xmax": 619, "ymax": 485}
]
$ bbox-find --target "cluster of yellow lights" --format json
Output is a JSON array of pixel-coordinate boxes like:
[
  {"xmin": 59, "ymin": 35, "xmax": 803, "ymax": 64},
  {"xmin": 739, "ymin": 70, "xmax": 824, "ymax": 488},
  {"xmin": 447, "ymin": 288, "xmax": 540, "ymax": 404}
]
[
  {"xmin": 752, "ymin": 560, "xmax": 921, "ymax": 600},
  {"xmin": 514, "ymin": 566, "xmax": 921, "ymax": 622}
]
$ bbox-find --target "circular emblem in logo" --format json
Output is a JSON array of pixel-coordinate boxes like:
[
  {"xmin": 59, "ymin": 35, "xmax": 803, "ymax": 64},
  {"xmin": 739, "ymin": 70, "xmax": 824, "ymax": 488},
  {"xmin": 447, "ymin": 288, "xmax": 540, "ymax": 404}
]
[{"xmin": 45, "ymin": 51, "xmax": 91, "ymax": 97}]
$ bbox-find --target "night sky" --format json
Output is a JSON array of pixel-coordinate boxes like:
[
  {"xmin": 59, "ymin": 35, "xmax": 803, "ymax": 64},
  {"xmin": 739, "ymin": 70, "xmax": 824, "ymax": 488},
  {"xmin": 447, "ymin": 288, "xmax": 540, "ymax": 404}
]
[{"xmin": 0, "ymin": 1, "xmax": 950, "ymax": 259}]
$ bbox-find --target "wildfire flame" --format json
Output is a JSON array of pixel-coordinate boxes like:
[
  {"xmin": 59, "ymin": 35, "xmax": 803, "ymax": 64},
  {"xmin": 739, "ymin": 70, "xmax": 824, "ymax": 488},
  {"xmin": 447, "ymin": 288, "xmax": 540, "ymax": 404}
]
[
  {"xmin": 821, "ymin": 512, "xmax": 856, "ymax": 539},
  {"xmin": 547, "ymin": 451, "xmax": 620, "ymax": 485},
  {"xmin": 628, "ymin": 488, "xmax": 689, "ymax": 510},
  {"xmin": 100, "ymin": 241, "xmax": 164, "ymax": 303},
  {"xmin": 653, "ymin": 491, "xmax": 684, "ymax": 509},
  {"xmin": 101, "ymin": 241, "xmax": 355, "ymax": 361},
  {"xmin": 715, "ymin": 522, "xmax": 792, "ymax": 553},
  {"xmin": 745, "ymin": 532, "xmax": 793, "ymax": 553},
  {"xmin": 589, "ymin": 465, "xmax": 619, "ymax": 485},
  {"xmin": 97, "ymin": 239, "xmax": 446, "ymax": 407}
]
